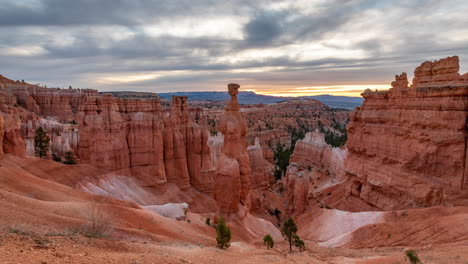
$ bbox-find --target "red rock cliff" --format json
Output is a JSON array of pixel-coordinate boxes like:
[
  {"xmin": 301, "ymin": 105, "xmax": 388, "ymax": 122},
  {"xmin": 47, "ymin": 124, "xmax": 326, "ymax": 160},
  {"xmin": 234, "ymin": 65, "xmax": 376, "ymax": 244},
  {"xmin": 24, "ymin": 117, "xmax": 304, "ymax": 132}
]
[
  {"xmin": 346, "ymin": 56, "xmax": 468, "ymax": 210},
  {"xmin": 0, "ymin": 76, "xmax": 215, "ymax": 195}
]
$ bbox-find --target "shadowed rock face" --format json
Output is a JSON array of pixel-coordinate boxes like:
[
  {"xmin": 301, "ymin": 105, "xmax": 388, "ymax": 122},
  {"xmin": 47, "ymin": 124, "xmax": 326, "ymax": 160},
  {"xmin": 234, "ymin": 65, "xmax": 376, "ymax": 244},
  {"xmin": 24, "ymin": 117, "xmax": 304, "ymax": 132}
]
[
  {"xmin": 247, "ymin": 138, "xmax": 274, "ymax": 190},
  {"xmin": 215, "ymin": 83, "xmax": 252, "ymax": 214},
  {"xmin": 346, "ymin": 56, "xmax": 468, "ymax": 210},
  {"xmin": 283, "ymin": 132, "xmax": 347, "ymax": 216}
]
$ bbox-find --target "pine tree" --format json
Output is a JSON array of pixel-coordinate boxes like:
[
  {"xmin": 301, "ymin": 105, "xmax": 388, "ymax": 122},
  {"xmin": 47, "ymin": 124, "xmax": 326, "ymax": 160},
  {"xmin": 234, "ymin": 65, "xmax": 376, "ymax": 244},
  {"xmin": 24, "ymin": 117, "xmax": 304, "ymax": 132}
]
[
  {"xmin": 216, "ymin": 217, "xmax": 231, "ymax": 249},
  {"xmin": 34, "ymin": 127, "xmax": 50, "ymax": 158},
  {"xmin": 281, "ymin": 218, "xmax": 305, "ymax": 252}
]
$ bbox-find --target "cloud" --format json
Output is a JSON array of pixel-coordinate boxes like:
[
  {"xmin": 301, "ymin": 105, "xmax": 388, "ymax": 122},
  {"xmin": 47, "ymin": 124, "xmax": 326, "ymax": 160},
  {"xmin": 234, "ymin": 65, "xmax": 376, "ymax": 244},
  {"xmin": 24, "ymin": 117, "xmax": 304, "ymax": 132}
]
[
  {"xmin": 0, "ymin": 0, "xmax": 467, "ymax": 97},
  {"xmin": 243, "ymin": 11, "xmax": 284, "ymax": 45}
]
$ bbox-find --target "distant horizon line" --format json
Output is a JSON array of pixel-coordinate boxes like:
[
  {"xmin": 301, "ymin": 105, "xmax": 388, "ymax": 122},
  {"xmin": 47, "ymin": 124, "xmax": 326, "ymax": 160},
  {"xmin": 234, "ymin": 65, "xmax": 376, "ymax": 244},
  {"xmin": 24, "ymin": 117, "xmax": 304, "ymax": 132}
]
[{"xmin": 101, "ymin": 90, "xmax": 373, "ymax": 98}]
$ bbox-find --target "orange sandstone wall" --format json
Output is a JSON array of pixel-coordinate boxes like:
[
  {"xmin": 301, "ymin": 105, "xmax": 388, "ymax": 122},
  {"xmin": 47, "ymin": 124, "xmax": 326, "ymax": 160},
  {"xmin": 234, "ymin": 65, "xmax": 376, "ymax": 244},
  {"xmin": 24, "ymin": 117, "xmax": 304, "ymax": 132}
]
[
  {"xmin": 345, "ymin": 56, "xmax": 468, "ymax": 210},
  {"xmin": 0, "ymin": 76, "xmax": 215, "ymax": 194}
]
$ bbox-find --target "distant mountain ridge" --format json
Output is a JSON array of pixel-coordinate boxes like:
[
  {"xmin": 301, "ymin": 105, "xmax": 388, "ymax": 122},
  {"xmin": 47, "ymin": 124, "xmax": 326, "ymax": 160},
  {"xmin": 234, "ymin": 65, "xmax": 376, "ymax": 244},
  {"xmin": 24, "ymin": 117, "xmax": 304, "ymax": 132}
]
[{"xmin": 158, "ymin": 91, "xmax": 363, "ymax": 110}]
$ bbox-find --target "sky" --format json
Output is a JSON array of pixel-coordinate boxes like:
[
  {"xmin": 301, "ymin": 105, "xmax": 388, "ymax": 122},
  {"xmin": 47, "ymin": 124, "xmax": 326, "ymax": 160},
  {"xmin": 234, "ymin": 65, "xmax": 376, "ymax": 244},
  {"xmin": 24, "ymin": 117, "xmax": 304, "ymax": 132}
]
[{"xmin": 1, "ymin": 0, "xmax": 468, "ymax": 97}]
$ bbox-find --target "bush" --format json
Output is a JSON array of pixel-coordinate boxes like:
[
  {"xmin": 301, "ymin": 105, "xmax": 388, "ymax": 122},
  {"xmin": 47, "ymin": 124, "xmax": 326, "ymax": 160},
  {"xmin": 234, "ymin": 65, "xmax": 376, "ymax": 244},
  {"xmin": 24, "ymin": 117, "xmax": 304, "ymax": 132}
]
[
  {"xmin": 293, "ymin": 234, "xmax": 305, "ymax": 252},
  {"xmin": 63, "ymin": 151, "xmax": 77, "ymax": 165},
  {"xmin": 52, "ymin": 154, "xmax": 62, "ymax": 162},
  {"xmin": 82, "ymin": 202, "xmax": 112, "ymax": 238},
  {"xmin": 206, "ymin": 218, "xmax": 211, "ymax": 225},
  {"xmin": 216, "ymin": 217, "xmax": 231, "ymax": 249},
  {"xmin": 405, "ymin": 250, "xmax": 421, "ymax": 264},
  {"xmin": 263, "ymin": 234, "xmax": 274, "ymax": 249}
]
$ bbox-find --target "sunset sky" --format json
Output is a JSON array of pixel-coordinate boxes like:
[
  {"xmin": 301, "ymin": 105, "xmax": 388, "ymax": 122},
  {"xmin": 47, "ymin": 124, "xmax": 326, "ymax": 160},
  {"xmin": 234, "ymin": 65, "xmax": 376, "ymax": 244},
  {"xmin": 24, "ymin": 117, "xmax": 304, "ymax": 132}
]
[{"xmin": 1, "ymin": 0, "xmax": 468, "ymax": 97}]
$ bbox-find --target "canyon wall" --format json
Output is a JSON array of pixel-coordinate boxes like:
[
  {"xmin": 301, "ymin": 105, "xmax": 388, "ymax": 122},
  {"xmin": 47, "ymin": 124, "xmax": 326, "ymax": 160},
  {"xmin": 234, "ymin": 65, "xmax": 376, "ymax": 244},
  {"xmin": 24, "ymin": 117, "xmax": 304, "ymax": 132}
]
[
  {"xmin": 345, "ymin": 56, "xmax": 468, "ymax": 210},
  {"xmin": 0, "ymin": 76, "xmax": 215, "ymax": 194}
]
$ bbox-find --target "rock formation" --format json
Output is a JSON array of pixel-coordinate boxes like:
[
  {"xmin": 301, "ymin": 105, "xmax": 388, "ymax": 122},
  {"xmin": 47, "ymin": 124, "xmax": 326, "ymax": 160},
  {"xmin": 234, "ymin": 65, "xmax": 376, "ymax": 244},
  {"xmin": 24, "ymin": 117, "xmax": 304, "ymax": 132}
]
[
  {"xmin": 346, "ymin": 56, "xmax": 468, "ymax": 210},
  {"xmin": 247, "ymin": 138, "xmax": 275, "ymax": 190},
  {"xmin": 284, "ymin": 132, "xmax": 347, "ymax": 216},
  {"xmin": 214, "ymin": 84, "xmax": 252, "ymax": 214},
  {"xmin": 0, "ymin": 76, "xmax": 215, "ymax": 196},
  {"xmin": 202, "ymin": 98, "xmax": 349, "ymax": 154}
]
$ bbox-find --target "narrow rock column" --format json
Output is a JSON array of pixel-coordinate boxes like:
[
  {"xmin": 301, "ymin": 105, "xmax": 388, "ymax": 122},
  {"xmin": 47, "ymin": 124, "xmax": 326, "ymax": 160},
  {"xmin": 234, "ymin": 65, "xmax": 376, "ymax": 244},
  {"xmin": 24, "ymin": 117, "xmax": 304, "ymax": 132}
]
[{"xmin": 215, "ymin": 84, "xmax": 252, "ymax": 214}]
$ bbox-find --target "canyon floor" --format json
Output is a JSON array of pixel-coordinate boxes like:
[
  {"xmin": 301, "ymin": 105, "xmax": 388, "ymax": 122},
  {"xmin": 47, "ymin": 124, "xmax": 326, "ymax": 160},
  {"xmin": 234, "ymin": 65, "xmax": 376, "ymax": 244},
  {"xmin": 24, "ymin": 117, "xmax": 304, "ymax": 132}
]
[{"xmin": 1, "ymin": 230, "xmax": 468, "ymax": 264}]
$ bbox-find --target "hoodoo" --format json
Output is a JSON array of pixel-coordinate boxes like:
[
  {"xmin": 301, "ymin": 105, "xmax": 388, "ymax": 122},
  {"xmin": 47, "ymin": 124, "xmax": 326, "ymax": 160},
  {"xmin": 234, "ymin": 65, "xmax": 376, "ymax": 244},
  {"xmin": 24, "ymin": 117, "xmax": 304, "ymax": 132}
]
[{"xmin": 215, "ymin": 83, "xmax": 252, "ymax": 214}]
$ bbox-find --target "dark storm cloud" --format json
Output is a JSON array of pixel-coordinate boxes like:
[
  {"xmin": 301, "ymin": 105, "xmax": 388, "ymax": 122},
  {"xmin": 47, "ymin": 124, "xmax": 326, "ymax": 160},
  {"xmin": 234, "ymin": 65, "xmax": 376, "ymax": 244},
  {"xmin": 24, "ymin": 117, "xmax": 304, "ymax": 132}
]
[
  {"xmin": 0, "ymin": 0, "xmax": 468, "ymax": 95},
  {"xmin": 243, "ymin": 11, "xmax": 284, "ymax": 45},
  {"xmin": 0, "ymin": 0, "xmax": 268, "ymax": 26}
]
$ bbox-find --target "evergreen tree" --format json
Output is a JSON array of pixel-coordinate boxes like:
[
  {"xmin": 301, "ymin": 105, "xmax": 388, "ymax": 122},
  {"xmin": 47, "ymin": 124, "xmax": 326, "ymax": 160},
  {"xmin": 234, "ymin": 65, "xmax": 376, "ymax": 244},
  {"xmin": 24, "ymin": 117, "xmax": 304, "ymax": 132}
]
[
  {"xmin": 34, "ymin": 127, "xmax": 50, "ymax": 158},
  {"xmin": 281, "ymin": 218, "xmax": 298, "ymax": 252},
  {"xmin": 281, "ymin": 218, "xmax": 305, "ymax": 252},
  {"xmin": 263, "ymin": 234, "xmax": 274, "ymax": 249},
  {"xmin": 216, "ymin": 217, "xmax": 231, "ymax": 249}
]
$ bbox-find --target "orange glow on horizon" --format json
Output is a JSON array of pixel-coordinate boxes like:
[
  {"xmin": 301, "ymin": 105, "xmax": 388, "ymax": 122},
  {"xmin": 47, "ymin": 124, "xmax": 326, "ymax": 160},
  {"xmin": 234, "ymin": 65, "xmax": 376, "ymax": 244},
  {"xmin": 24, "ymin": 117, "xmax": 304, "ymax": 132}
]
[{"xmin": 244, "ymin": 84, "xmax": 390, "ymax": 97}]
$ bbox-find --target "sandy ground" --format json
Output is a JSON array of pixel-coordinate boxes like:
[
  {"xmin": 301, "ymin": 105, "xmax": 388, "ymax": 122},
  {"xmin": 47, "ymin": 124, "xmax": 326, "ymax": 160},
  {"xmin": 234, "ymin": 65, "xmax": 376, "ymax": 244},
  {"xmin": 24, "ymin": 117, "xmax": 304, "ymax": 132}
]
[{"xmin": 1, "ymin": 230, "xmax": 468, "ymax": 264}]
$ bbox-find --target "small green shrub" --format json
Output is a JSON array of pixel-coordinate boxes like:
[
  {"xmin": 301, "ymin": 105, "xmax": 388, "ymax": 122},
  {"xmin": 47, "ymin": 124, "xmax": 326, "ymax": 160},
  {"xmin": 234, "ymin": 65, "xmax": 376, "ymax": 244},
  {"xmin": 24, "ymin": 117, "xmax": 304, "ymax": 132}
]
[
  {"xmin": 263, "ymin": 234, "xmax": 274, "ymax": 249},
  {"xmin": 405, "ymin": 250, "xmax": 421, "ymax": 264},
  {"xmin": 293, "ymin": 234, "xmax": 305, "ymax": 252},
  {"xmin": 216, "ymin": 217, "xmax": 231, "ymax": 249},
  {"xmin": 63, "ymin": 151, "xmax": 77, "ymax": 165}
]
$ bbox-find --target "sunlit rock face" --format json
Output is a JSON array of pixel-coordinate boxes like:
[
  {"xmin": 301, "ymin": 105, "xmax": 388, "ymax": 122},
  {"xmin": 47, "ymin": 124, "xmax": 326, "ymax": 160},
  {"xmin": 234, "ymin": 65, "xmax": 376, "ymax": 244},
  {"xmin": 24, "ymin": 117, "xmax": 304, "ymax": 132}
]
[
  {"xmin": 215, "ymin": 84, "xmax": 252, "ymax": 214},
  {"xmin": 0, "ymin": 75, "xmax": 215, "ymax": 194},
  {"xmin": 77, "ymin": 95, "xmax": 168, "ymax": 187},
  {"xmin": 346, "ymin": 56, "xmax": 468, "ymax": 210}
]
